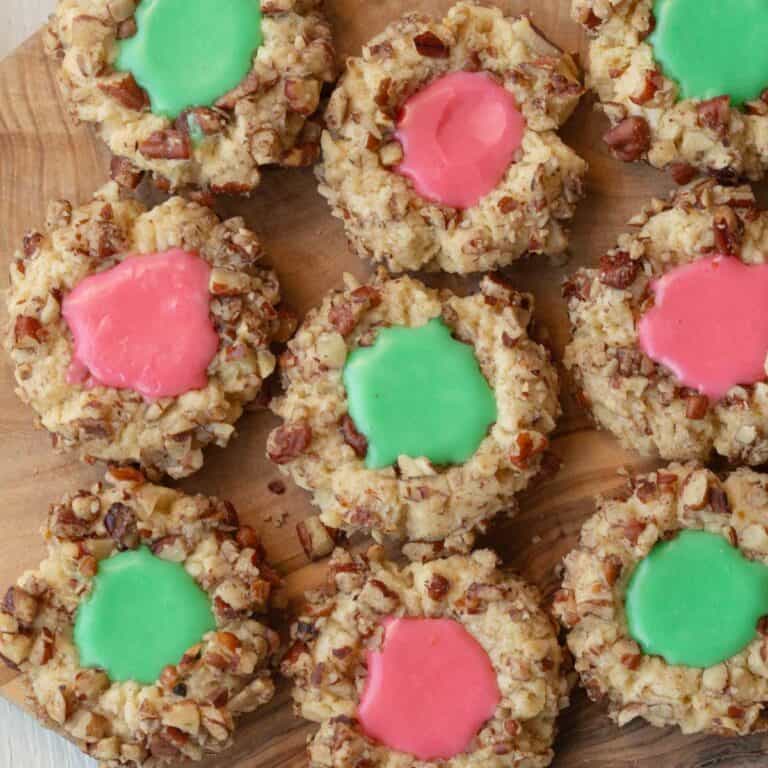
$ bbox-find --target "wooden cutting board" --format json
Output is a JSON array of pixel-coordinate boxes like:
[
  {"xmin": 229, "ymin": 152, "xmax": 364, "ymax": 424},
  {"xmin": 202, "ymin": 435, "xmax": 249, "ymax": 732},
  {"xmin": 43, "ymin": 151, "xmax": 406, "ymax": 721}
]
[{"xmin": 0, "ymin": 1, "xmax": 766, "ymax": 765}]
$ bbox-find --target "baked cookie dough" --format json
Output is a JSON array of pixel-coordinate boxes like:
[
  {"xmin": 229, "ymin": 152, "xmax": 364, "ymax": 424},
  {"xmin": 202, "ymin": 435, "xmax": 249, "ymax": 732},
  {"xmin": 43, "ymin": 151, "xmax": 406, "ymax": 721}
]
[
  {"xmin": 7, "ymin": 182, "xmax": 288, "ymax": 479},
  {"xmin": 282, "ymin": 547, "xmax": 570, "ymax": 767},
  {"xmin": 564, "ymin": 179, "xmax": 768, "ymax": 465},
  {"xmin": 45, "ymin": 0, "xmax": 336, "ymax": 194},
  {"xmin": 318, "ymin": 2, "xmax": 587, "ymax": 274},
  {"xmin": 555, "ymin": 463, "xmax": 768, "ymax": 735},
  {"xmin": 267, "ymin": 271, "xmax": 560, "ymax": 552},
  {"xmin": 574, "ymin": 0, "xmax": 768, "ymax": 181},
  {"xmin": 0, "ymin": 467, "xmax": 280, "ymax": 766}
]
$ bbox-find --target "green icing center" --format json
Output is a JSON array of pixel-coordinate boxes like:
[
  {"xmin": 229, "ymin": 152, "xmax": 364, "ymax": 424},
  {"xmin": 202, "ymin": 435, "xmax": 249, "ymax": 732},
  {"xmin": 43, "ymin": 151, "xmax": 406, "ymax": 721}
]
[
  {"xmin": 626, "ymin": 530, "xmax": 768, "ymax": 668},
  {"xmin": 343, "ymin": 318, "xmax": 498, "ymax": 470},
  {"xmin": 116, "ymin": 0, "xmax": 263, "ymax": 119},
  {"xmin": 649, "ymin": 0, "xmax": 768, "ymax": 107},
  {"xmin": 74, "ymin": 547, "xmax": 216, "ymax": 684}
]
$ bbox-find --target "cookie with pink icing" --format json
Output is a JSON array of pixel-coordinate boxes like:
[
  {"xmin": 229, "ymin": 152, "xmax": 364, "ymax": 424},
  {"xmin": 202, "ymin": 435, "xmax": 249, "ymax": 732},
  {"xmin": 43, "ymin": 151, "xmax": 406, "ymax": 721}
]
[
  {"xmin": 6, "ymin": 182, "xmax": 291, "ymax": 479},
  {"xmin": 565, "ymin": 179, "xmax": 768, "ymax": 466},
  {"xmin": 318, "ymin": 2, "xmax": 587, "ymax": 274},
  {"xmin": 282, "ymin": 548, "xmax": 570, "ymax": 768}
]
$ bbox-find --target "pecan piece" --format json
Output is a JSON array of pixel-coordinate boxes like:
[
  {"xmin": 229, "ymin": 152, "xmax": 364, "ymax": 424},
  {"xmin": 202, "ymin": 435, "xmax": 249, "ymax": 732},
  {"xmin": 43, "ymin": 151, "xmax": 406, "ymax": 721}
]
[
  {"xmin": 110, "ymin": 156, "xmax": 144, "ymax": 189},
  {"xmin": 139, "ymin": 130, "xmax": 191, "ymax": 160},
  {"xmin": 603, "ymin": 117, "xmax": 651, "ymax": 162},
  {"xmin": 413, "ymin": 31, "xmax": 450, "ymax": 58},
  {"xmin": 340, "ymin": 415, "xmax": 368, "ymax": 458},
  {"xmin": 599, "ymin": 251, "xmax": 639, "ymax": 289},
  {"xmin": 297, "ymin": 516, "xmax": 337, "ymax": 561},
  {"xmin": 14, "ymin": 316, "xmax": 45, "ymax": 344},
  {"xmin": 176, "ymin": 107, "xmax": 226, "ymax": 137},
  {"xmin": 712, "ymin": 206, "xmax": 743, "ymax": 256},
  {"xmin": 98, "ymin": 73, "xmax": 148, "ymax": 111},
  {"xmin": 104, "ymin": 503, "xmax": 140, "ymax": 550},
  {"xmin": 685, "ymin": 394, "xmax": 709, "ymax": 420},
  {"xmin": 669, "ymin": 162, "xmax": 697, "ymax": 185},
  {"xmin": 22, "ymin": 232, "xmax": 43, "ymax": 257},
  {"xmin": 268, "ymin": 423, "xmax": 312, "ymax": 464},
  {"xmin": 697, "ymin": 95, "xmax": 731, "ymax": 137},
  {"xmin": 630, "ymin": 70, "xmax": 664, "ymax": 106},
  {"xmin": 426, "ymin": 574, "xmax": 449, "ymax": 601},
  {"xmin": 3, "ymin": 586, "xmax": 38, "ymax": 625}
]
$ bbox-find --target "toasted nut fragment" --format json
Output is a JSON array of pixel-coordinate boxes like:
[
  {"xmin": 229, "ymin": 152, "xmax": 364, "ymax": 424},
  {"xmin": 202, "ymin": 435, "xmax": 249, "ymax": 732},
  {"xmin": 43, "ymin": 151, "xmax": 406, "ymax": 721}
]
[
  {"xmin": 68, "ymin": 710, "xmax": 110, "ymax": 743},
  {"xmin": 697, "ymin": 95, "xmax": 731, "ymax": 137},
  {"xmin": 604, "ymin": 117, "xmax": 651, "ymax": 162},
  {"xmin": 297, "ymin": 516, "xmax": 336, "ymax": 561},
  {"xmin": 685, "ymin": 394, "xmax": 709, "ymax": 420},
  {"xmin": 104, "ymin": 503, "xmax": 140, "ymax": 550},
  {"xmin": 669, "ymin": 162, "xmax": 697, "ymax": 185},
  {"xmin": 599, "ymin": 251, "xmax": 639, "ymax": 289},
  {"xmin": 0, "ymin": 632, "xmax": 32, "ymax": 668},
  {"xmin": 413, "ymin": 31, "xmax": 450, "ymax": 57},
  {"xmin": 426, "ymin": 573, "xmax": 450, "ymax": 600},
  {"xmin": 98, "ymin": 73, "xmax": 149, "ymax": 111},
  {"xmin": 162, "ymin": 701, "xmax": 201, "ymax": 736},
  {"xmin": 713, "ymin": 206, "xmax": 743, "ymax": 256},
  {"xmin": 110, "ymin": 156, "xmax": 144, "ymax": 189},
  {"xmin": 29, "ymin": 628, "xmax": 55, "ymax": 666},
  {"xmin": 201, "ymin": 706, "xmax": 233, "ymax": 741},
  {"xmin": 681, "ymin": 469, "xmax": 710, "ymax": 510},
  {"xmin": 214, "ymin": 579, "xmax": 251, "ymax": 612},
  {"xmin": 3, "ymin": 586, "xmax": 39, "ymax": 625},
  {"xmin": 209, "ymin": 267, "xmax": 252, "ymax": 296},
  {"xmin": 74, "ymin": 669, "xmax": 110, "ymax": 701},
  {"xmin": 14, "ymin": 316, "xmax": 45, "ymax": 345},
  {"xmin": 379, "ymin": 141, "xmax": 404, "ymax": 167},
  {"xmin": 268, "ymin": 422, "xmax": 312, "ymax": 464},
  {"xmin": 284, "ymin": 78, "xmax": 322, "ymax": 115},
  {"xmin": 45, "ymin": 688, "xmax": 71, "ymax": 725},
  {"xmin": 139, "ymin": 130, "xmax": 191, "ymax": 160},
  {"xmin": 340, "ymin": 415, "xmax": 368, "ymax": 458}
]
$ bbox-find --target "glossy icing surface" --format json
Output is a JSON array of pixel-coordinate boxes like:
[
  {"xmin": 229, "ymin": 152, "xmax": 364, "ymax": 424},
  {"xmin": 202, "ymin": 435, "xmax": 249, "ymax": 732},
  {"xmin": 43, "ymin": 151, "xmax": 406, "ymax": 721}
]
[
  {"xmin": 357, "ymin": 617, "xmax": 500, "ymax": 759},
  {"xmin": 638, "ymin": 256, "xmax": 768, "ymax": 400},
  {"xmin": 395, "ymin": 72, "xmax": 525, "ymax": 209},
  {"xmin": 649, "ymin": 0, "xmax": 768, "ymax": 106},
  {"xmin": 74, "ymin": 547, "xmax": 216, "ymax": 684},
  {"xmin": 63, "ymin": 249, "xmax": 219, "ymax": 400},
  {"xmin": 626, "ymin": 530, "xmax": 768, "ymax": 668},
  {"xmin": 343, "ymin": 318, "xmax": 497, "ymax": 469},
  {"xmin": 116, "ymin": 0, "xmax": 262, "ymax": 118}
]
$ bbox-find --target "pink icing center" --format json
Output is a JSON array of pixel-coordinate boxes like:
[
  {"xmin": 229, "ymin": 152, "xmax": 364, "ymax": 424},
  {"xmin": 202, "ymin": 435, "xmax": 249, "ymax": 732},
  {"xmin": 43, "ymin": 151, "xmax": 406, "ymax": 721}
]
[
  {"xmin": 357, "ymin": 617, "xmax": 500, "ymax": 760},
  {"xmin": 638, "ymin": 255, "xmax": 768, "ymax": 400},
  {"xmin": 394, "ymin": 71, "xmax": 526, "ymax": 209},
  {"xmin": 62, "ymin": 248, "xmax": 219, "ymax": 400}
]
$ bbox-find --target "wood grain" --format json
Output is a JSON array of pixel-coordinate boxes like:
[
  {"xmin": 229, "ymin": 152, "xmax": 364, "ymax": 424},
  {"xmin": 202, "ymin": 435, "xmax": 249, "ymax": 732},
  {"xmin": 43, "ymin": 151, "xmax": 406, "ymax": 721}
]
[{"xmin": 0, "ymin": 2, "xmax": 766, "ymax": 766}]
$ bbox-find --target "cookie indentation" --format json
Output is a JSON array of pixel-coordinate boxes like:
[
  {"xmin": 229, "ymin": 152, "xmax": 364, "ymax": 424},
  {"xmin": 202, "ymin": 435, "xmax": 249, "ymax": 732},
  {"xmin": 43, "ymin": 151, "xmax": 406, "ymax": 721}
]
[
  {"xmin": 358, "ymin": 617, "xmax": 500, "ymax": 760},
  {"xmin": 626, "ymin": 530, "xmax": 768, "ymax": 668},
  {"xmin": 343, "ymin": 318, "xmax": 497, "ymax": 469},
  {"xmin": 74, "ymin": 546, "xmax": 216, "ymax": 684},
  {"xmin": 395, "ymin": 72, "xmax": 525, "ymax": 209},
  {"xmin": 116, "ymin": 0, "xmax": 262, "ymax": 118},
  {"xmin": 63, "ymin": 248, "xmax": 219, "ymax": 400},
  {"xmin": 638, "ymin": 255, "xmax": 768, "ymax": 400},
  {"xmin": 649, "ymin": 0, "xmax": 768, "ymax": 106}
]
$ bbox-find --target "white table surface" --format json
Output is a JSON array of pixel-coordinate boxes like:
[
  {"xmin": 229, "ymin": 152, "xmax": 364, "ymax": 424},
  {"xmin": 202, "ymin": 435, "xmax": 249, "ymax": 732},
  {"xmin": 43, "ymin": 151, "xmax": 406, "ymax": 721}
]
[{"xmin": 0, "ymin": 3, "xmax": 95, "ymax": 767}]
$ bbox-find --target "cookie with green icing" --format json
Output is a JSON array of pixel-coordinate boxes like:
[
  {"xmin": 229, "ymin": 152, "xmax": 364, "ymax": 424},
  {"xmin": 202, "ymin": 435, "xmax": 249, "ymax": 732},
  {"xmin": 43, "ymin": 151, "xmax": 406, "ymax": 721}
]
[
  {"xmin": 0, "ymin": 468, "xmax": 280, "ymax": 766},
  {"xmin": 556, "ymin": 463, "xmax": 768, "ymax": 737},
  {"xmin": 574, "ymin": 0, "xmax": 768, "ymax": 180},
  {"xmin": 268, "ymin": 272, "xmax": 560, "ymax": 551},
  {"xmin": 46, "ymin": 0, "xmax": 335, "ymax": 192}
]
